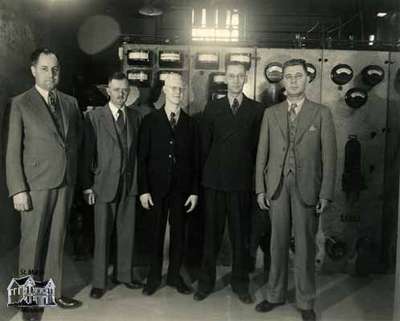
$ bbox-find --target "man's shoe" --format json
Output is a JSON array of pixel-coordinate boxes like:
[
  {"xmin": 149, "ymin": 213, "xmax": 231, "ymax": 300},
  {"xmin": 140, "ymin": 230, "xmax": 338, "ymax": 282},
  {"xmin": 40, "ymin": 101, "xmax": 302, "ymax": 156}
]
[
  {"xmin": 193, "ymin": 291, "xmax": 210, "ymax": 301},
  {"xmin": 55, "ymin": 297, "xmax": 82, "ymax": 309},
  {"xmin": 175, "ymin": 281, "xmax": 192, "ymax": 295},
  {"xmin": 237, "ymin": 292, "xmax": 253, "ymax": 304},
  {"xmin": 166, "ymin": 277, "xmax": 193, "ymax": 295},
  {"xmin": 22, "ymin": 308, "xmax": 43, "ymax": 321},
  {"xmin": 300, "ymin": 309, "xmax": 316, "ymax": 321},
  {"xmin": 142, "ymin": 283, "xmax": 159, "ymax": 296},
  {"xmin": 90, "ymin": 287, "xmax": 105, "ymax": 299},
  {"xmin": 124, "ymin": 281, "xmax": 144, "ymax": 289},
  {"xmin": 255, "ymin": 300, "xmax": 285, "ymax": 312}
]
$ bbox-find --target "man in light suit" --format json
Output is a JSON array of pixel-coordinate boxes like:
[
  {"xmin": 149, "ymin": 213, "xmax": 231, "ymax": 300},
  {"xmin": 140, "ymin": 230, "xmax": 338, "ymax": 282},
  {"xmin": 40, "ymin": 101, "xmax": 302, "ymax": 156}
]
[
  {"xmin": 194, "ymin": 62, "xmax": 264, "ymax": 304},
  {"xmin": 254, "ymin": 59, "xmax": 337, "ymax": 321},
  {"xmin": 6, "ymin": 48, "xmax": 82, "ymax": 320},
  {"xmin": 81, "ymin": 72, "xmax": 143, "ymax": 299}
]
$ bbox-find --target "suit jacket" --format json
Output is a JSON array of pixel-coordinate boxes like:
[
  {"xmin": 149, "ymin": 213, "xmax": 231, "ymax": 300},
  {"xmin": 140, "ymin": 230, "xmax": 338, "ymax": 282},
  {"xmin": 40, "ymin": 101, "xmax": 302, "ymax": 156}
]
[
  {"xmin": 81, "ymin": 104, "xmax": 141, "ymax": 203},
  {"xmin": 201, "ymin": 95, "xmax": 264, "ymax": 192},
  {"xmin": 255, "ymin": 99, "xmax": 337, "ymax": 206},
  {"xmin": 138, "ymin": 107, "xmax": 200, "ymax": 198},
  {"xmin": 6, "ymin": 87, "xmax": 82, "ymax": 197}
]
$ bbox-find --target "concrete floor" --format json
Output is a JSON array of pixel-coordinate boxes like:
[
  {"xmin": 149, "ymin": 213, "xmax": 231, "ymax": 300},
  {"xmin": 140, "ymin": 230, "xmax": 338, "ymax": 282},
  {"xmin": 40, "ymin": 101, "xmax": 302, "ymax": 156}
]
[{"xmin": 6, "ymin": 265, "xmax": 395, "ymax": 321}]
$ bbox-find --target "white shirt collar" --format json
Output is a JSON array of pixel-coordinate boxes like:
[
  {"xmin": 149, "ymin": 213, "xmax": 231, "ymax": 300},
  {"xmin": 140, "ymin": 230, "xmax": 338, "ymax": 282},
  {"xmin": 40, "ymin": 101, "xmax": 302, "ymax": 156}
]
[
  {"xmin": 287, "ymin": 97, "xmax": 305, "ymax": 114},
  {"xmin": 164, "ymin": 105, "xmax": 181, "ymax": 121},
  {"xmin": 227, "ymin": 92, "xmax": 243, "ymax": 107},
  {"xmin": 108, "ymin": 102, "xmax": 125, "ymax": 121},
  {"xmin": 35, "ymin": 85, "xmax": 54, "ymax": 104}
]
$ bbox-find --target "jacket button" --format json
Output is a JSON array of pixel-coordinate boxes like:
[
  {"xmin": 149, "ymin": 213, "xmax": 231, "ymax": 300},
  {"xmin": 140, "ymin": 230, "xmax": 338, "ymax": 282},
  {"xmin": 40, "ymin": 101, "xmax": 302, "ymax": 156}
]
[
  {"xmin": 282, "ymin": 147, "xmax": 286, "ymax": 151},
  {"xmin": 169, "ymin": 140, "xmax": 174, "ymax": 144},
  {"xmin": 168, "ymin": 155, "xmax": 172, "ymax": 158}
]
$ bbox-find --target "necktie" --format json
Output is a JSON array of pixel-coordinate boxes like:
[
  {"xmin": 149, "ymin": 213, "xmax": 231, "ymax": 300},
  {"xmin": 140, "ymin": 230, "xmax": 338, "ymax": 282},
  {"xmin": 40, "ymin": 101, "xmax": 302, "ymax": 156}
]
[
  {"xmin": 116, "ymin": 109, "xmax": 125, "ymax": 133},
  {"xmin": 48, "ymin": 91, "xmax": 64, "ymax": 137},
  {"xmin": 231, "ymin": 98, "xmax": 239, "ymax": 115},
  {"xmin": 289, "ymin": 103, "xmax": 297, "ymax": 122},
  {"xmin": 170, "ymin": 112, "xmax": 177, "ymax": 130}
]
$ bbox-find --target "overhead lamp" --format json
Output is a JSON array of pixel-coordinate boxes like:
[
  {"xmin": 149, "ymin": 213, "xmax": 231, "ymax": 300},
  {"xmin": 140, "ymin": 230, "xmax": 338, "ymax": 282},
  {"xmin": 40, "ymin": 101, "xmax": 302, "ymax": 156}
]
[
  {"xmin": 377, "ymin": 12, "xmax": 388, "ymax": 17},
  {"xmin": 139, "ymin": 1, "xmax": 163, "ymax": 17}
]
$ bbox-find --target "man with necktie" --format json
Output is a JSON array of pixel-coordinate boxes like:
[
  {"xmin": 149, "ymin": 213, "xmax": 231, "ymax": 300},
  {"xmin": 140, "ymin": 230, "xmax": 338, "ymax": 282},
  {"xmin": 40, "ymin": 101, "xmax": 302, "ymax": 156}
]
[
  {"xmin": 254, "ymin": 59, "xmax": 337, "ymax": 321},
  {"xmin": 81, "ymin": 72, "xmax": 143, "ymax": 299},
  {"xmin": 138, "ymin": 73, "xmax": 200, "ymax": 296},
  {"xmin": 194, "ymin": 61, "xmax": 264, "ymax": 304},
  {"xmin": 6, "ymin": 48, "xmax": 82, "ymax": 320}
]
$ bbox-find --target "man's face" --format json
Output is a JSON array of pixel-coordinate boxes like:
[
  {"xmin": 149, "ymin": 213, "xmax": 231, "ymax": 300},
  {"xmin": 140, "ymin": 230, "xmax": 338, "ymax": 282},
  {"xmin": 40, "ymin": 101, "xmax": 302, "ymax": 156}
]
[
  {"xmin": 31, "ymin": 53, "xmax": 60, "ymax": 91},
  {"xmin": 107, "ymin": 78, "xmax": 130, "ymax": 108},
  {"xmin": 226, "ymin": 64, "xmax": 247, "ymax": 96},
  {"xmin": 282, "ymin": 65, "xmax": 308, "ymax": 98},
  {"xmin": 163, "ymin": 74, "xmax": 184, "ymax": 106}
]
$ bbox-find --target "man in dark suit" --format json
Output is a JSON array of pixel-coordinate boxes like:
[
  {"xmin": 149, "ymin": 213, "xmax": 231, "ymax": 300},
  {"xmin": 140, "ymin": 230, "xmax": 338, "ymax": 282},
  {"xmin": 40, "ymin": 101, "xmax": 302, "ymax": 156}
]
[
  {"xmin": 138, "ymin": 73, "xmax": 199, "ymax": 296},
  {"xmin": 81, "ymin": 72, "xmax": 143, "ymax": 299},
  {"xmin": 6, "ymin": 48, "xmax": 82, "ymax": 320},
  {"xmin": 254, "ymin": 59, "xmax": 337, "ymax": 321},
  {"xmin": 194, "ymin": 61, "xmax": 264, "ymax": 304}
]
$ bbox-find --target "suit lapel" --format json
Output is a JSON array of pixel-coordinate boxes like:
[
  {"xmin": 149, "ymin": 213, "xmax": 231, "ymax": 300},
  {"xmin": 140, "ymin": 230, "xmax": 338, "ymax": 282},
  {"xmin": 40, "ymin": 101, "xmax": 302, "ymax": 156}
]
[
  {"xmin": 295, "ymin": 99, "xmax": 319, "ymax": 143},
  {"xmin": 125, "ymin": 108, "xmax": 136, "ymax": 155},
  {"xmin": 57, "ymin": 92, "xmax": 69, "ymax": 138},
  {"xmin": 28, "ymin": 88, "xmax": 64, "ymax": 145},
  {"xmin": 100, "ymin": 104, "xmax": 118, "ymax": 143},
  {"xmin": 273, "ymin": 102, "xmax": 288, "ymax": 140},
  {"xmin": 175, "ymin": 110, "xmax": 188, "ymax": 134},
  {"xmin": 219, "ymin": 97, "xmax": 237, "ymax": 142},
  {"xmin": 160, "ymin": 107, "xmax": 175, "ymax": 133}
]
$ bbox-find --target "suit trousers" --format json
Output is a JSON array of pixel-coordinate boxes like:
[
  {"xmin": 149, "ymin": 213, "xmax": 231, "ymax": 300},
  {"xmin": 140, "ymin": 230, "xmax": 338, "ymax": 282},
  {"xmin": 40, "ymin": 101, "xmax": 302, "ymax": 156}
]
[
  {"xmin": 198, "ymin": 188, "xmax": 251, "ymax": 295},
  {"xmin": 267, "ymin": 172, "xmax": 318, "ymax": 310},
  {"xmin": 93, "ymin": 177, "xmax": 136, "ymax": 289},
  {"xmin": 19, "ymin": 185, "xmax": 74, "ymax": 298},
  {"xmin": 146, "ymin": 191, "xmax": 187, "ymax": 286}
]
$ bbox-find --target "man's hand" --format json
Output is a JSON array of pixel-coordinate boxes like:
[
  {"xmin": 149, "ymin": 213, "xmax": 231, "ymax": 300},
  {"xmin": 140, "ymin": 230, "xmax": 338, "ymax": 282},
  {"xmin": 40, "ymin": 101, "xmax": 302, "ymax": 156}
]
[
  {"xmin": 316, "ymin": 198, "xmax": 330, "ymax": 214},
  {"xmin": 184, "ymin": 195, "xmax": 198, "ymax": 213},
  {"xmin": 140, "ymin": 193, "xmax": 154, "ymax": 210},
  {"xmin": 12, "ymin": 192, "xmax": 32, "ymax": 212},
  {"xmin": 83, "ymin": 189, "xmax": 96, "ymax": 205},
  {"xmin": 257, "ymin": 192, "xmax": 270, "ymax": 210}
]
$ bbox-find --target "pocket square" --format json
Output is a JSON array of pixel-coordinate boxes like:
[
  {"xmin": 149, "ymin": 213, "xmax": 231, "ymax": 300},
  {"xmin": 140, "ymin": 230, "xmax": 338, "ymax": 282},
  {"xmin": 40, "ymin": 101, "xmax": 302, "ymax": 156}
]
[{"xmin": 309, "ymin": 125, "xmax": 317, "ymax": 131}]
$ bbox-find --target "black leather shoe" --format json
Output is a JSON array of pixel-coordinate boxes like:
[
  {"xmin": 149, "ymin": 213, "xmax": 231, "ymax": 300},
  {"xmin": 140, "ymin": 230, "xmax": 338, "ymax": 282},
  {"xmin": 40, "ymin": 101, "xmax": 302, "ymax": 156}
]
[
  {"xmin": 255, "ymin": 300, "xmax": 285, "ymax": 312},
  {"xmin": 193, "ymin": 291, "xmax": 210, "ymax": 301},
  {"xmin": 55, "ymin": 297, "xmax": 82, "ymax": 309},
  {"xmin": 176, "ymin": 281, "xmax": 192, "ymax": 295},
  {"xmin": 142, "ymin": 283, "xmax": 159, "ymax": 296},
  {"xmin": 300, "ymin": 309, "xmax": 316, "ymax": 321},
  {"xmin": 237, "ymin": 292, "xmax": 253, "ymax": 304},
  {"xmin": 22, "ymin": 308, "xmax": 43, "ymax": 321},
  {"xmin": 90, "ymin": 287, "xmax": 106, "ymax": 299},
  {"xmin": 166, "ymin": 278, "xmax": 193, "ymax": 295},
  {"xmin": 124, "ymin": 281, "xmax": 144, "ymax": 289}
]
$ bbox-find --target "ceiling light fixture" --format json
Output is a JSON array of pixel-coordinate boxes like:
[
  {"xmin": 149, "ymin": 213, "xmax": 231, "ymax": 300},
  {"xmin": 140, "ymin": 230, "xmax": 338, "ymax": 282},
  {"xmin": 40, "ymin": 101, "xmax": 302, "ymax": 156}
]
[
  {"xmin": 139, "ymin": 0, "xmax": 163, "ymax": 17},
  {"xmin": 377, "ymin": 12, "xmax": 388, "ymax": 17}
]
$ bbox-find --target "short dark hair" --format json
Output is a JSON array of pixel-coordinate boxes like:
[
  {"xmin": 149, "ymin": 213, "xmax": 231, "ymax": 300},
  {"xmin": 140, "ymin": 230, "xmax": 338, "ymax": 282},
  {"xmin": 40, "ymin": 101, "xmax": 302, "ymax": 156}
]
[
  {"xmin": 108, "ymin": 71, "xmax": 128, "ymax": 84},
  {"xmin": 283, "ymin": 58, "xmax": 307, "ymax": 74},
  {"xmin": 225, "ymin": 61, "xmax": 247, "ymax": 72},
  {"xmin": 30, "ymin": 48, "xmax": 59, "ymax": 66}
]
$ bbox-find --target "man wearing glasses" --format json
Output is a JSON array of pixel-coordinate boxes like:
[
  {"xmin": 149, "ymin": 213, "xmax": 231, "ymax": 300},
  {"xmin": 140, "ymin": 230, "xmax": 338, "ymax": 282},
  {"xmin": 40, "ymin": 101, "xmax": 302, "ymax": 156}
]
[{"xmin": 195, "ymin": 61, "xmax": 264, "ymax": 304}]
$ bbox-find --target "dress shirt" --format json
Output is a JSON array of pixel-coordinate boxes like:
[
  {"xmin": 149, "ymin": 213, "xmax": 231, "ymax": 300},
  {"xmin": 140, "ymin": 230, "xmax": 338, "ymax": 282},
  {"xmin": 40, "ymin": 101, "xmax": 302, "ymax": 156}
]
[
  {"xmin": 164, "ymin": 106, "xmax": 181, "ymax": 123},
  {"xmin": 108, "ymin": 102, "xmax": 125, "ymax": 123},
  {"xmin": 286, "ymin": 97, "xmax": 305, "ymax": 115},
  {"xmin": 227, "ymin": 93, "xmax": 243, "ymax": 108}
]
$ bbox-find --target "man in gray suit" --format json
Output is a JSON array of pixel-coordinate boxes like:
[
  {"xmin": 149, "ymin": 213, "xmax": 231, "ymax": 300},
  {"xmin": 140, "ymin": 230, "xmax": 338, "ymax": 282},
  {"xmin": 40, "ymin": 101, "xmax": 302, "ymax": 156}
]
[
  {"xmin": 254, "ymin": 59, "xmax": 337, "ymax": 321},
  {"xmin": 81, "ymin": 72, "xmax": 143, "ymax": 299},
  {"xmin": 6, "ymin": 48, "xmax": 82, "ymax": 319}
]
